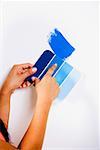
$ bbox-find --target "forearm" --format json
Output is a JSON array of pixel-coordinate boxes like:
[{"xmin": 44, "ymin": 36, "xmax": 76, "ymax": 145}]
[
  {"xmin": 20, "ymin": 98, "xmax": 52, "ymax": 150},
  {"xmin": 0, "ymin": 87, "xmax": 11, "ymax": 127},
  {"xmin": 0, "ymin": 140, "xmax": 17, "ymax": 150}
]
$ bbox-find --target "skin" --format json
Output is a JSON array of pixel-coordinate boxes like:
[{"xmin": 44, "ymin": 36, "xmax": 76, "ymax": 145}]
[
  {"xmin": 0, "ymin": 63, "xmax": 59, "ymax": 150},
  {"xmin": 0, "ymin": 140, "xmax": 16, "ymax": 150},
  {"xmin": 0, "ymin": 63, "xmax": 37, "ymax": 127}
]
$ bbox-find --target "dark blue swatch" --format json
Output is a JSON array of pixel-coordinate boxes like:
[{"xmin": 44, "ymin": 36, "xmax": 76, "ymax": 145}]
[{"xmin": 25, "ymin": 50, "xmax": 54, "ymax": 83}]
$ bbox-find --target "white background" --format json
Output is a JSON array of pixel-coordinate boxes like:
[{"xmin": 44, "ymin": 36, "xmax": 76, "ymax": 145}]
[{"xmin": 0, "ymin": 1, "xmax": 99, "ymax": 150}]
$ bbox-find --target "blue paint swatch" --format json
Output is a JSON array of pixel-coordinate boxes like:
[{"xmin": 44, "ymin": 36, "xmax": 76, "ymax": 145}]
[
  {"xmin": 58, "ymin": 69, "xmax": 81, "ymax": 100},
  {"xmin": 48, "ymin": 28, "xmax": 75, "ymax": 60},
  {"xmin": 54, "ymin": 62, "xmax": 73, "ymax": 86}
]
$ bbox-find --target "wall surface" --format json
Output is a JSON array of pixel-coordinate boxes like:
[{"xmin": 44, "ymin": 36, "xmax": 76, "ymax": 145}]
[{"xmin": 0, "ymin": 1, "xmax": 99, "ymax": 150}]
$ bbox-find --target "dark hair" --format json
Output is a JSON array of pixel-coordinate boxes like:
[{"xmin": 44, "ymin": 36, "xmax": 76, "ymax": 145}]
[{"xmin": 0, "ymin": 119, "xmax": 9, "ymax": 142}]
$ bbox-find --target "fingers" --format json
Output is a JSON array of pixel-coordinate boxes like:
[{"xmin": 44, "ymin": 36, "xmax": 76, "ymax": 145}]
[
  {"xmin": 20, "ymin": 63, "xmax": 33, "ymax": 69},
  {"xmin": 19, "ymin": 77, "xmax": 39, "ymax": 88},
  {"xmin": 46, "ymin": 64, "xmax": 57, "ymax": 76},
  {"xmin": 32, "ymin": 77, "xmax": 40, "ymax": 86},
  {"xmin": 22, "ymin": 67, "xmax": 37, "ymax": 79},
  {"xmin": 15, "ymin": 63, "xmax": 33, "ymax": 74},
  {"xmin": 19, "ymin": 81, "xmax": 31, "ymax": 88},
  {"xmin": 35, "ymin": 78, "xmax": 40, "ymax": 84},
  {"xmin": 31, "ymin": 77, "xmax": 40, "ymax": 86}
]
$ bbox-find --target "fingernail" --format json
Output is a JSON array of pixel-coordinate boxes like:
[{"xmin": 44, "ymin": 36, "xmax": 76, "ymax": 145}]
[
  {"xmin": 32, "ymin": 67, "xmax": 37, "ymax": 72},
  {"xmin": 31, "ymin": 76, "xmax": 36, "ymax": 81},
  {"xmin": 54, "ymin": 64, "xmax": 57, "ymax": 67},
  {"xmin": 27, "ymin": 82, "xmax": 30, "ymax": 86},
  {"xmin": 23, "ymin": 84, "xmax": 26, "ymax": 88}
]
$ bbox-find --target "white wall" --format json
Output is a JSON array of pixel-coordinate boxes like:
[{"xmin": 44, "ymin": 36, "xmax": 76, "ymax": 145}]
[{"xmin": 0, "ymin": 1, "xmax": 99, "ymax": 150}]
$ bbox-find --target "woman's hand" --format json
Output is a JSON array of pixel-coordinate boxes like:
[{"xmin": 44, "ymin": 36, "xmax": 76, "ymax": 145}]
[
  {"xmin": 35, "ymin": 64, "xmax": 60, "ymax": 104},
  {"xmin": 1, "ymin": 63, "xmax": 37, "ymax": 95},
  {"xmin": 20, "ymin": 64, "xmax": 60, "ymax": 150}
]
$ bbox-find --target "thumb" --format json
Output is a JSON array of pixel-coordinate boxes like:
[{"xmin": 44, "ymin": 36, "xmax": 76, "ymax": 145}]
[{"xmin": 46, "ymin": 64, "xmax": 57, "ymax": 76}]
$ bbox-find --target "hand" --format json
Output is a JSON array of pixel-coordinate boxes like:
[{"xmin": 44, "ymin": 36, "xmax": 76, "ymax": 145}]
[
  {"xmin": 35, "ymin": 64, "xmax": 60, "ymax": 104},
  {"xmin": 1, "ymin": 63, "xmax": 37, "ymax": 95}
]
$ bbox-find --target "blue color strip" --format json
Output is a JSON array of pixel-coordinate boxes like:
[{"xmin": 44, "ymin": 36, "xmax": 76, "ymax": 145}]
[
  {"xmin": 54, "ymin": 62, "xmax": 73, "ymax": 86},
  {"xmin": 58, "ymin": 69, "xmax": 81, "ymax": 100}
]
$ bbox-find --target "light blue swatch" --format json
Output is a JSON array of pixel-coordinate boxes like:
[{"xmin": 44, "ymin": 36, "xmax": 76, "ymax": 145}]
[
  {"xmin": 54, "ymin": 62, "xmax": 73, "ymax": 86},
  {"xmin": 58, "ymin": 69, "xmax": 81, "ymax": 100}
]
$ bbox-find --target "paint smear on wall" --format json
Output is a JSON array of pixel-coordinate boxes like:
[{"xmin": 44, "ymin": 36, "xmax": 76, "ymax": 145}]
[{"xmin": 48, "ymin": 28, "xmax": 75, "ymax": 59}]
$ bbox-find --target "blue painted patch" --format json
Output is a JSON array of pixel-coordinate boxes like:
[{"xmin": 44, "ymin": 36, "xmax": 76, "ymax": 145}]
[{"xmin": 48, "ymin": 28, "xmax": 75, "ymax": 60}]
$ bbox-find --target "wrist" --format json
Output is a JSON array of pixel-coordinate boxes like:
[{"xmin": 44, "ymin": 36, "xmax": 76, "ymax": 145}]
[
  {"xmin": 36, "ymin": 99, "xmax": 52, "ymax": 115},
  {"xmin": 0, "ymin": 85, "xmax": 13, "ymax": 96},
  {"xmin": 36, "ymin": 96, "xmax": 52, "ymax": 107}
]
